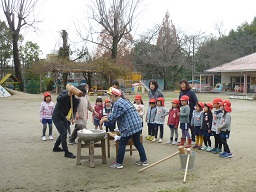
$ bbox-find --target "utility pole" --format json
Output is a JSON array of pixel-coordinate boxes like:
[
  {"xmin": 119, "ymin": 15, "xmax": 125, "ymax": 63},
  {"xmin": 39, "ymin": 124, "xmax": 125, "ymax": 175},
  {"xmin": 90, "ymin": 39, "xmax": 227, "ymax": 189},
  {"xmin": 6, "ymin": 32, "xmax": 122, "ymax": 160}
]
[{"xmin": 192, "ymin": 36, "xmax": 195, "ymax": 84}]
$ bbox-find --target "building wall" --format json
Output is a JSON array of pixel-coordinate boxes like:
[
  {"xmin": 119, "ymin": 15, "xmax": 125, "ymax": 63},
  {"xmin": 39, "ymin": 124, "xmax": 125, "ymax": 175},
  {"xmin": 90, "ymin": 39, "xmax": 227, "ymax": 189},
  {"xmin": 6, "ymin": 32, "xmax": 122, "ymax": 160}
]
[
  {"xmin": 221, "ymin": 74, "xmax": 231, "ymax": 83},
  {"xmin": 221, "ymin": 72, "xmax": 256, "ymax": 92}
]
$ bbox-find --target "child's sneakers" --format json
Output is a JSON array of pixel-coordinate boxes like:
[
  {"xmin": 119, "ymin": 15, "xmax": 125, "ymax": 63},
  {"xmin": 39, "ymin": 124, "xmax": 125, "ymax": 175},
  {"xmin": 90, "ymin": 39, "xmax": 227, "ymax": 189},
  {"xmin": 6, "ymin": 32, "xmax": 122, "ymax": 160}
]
[
  {"xmin": 192, "ymin": 144, "xmax": 199, "ymax": 149},
  {"xmin": 212, "ymin": 148, "xmax": 221, "ymax": 154},
  {"xmin": 146, "ymin": 135, "xmax": 151, "ymax": 140},
  {"xmin": 209, "ymin": 148, "xmax": 217, "ymax": 153},
  {"xmin": 166, "ymin": 140, "xmax": 172, "ymax": 144},
  {"xmin": 206, "ymin": 146, "xmax": 212, "ymax": 152},
  {"xmin": 149, "ymin": 136, "xmax": 154, "ymax": 141},
  {"xmin": 158, "ymin": 138, "xmax": 163, "ymax": 143},
  {"xmin": 49, "ymin": 135, "xmax": 53, "ymax": 140},
  {"xmin": 42, "ymin": 136, "xmax": 46, "ymax": 141},
  {"xmin": 201, "ymin": 146, "xmax": 208, "ymax": 150},
  {"xmin": 219, "ymin": 152, "xmax": 227, "ymax": 157},
  {"xmin": 219, "ymin": 152, "xmax": 233, "ymax": 158},
  {"xmin": 110, "ymin": 162, "xmax": 123, "ymax": 169},
  {"xmin": 152, "ymin": 138, "xmax": 157, "ymax": 142}
]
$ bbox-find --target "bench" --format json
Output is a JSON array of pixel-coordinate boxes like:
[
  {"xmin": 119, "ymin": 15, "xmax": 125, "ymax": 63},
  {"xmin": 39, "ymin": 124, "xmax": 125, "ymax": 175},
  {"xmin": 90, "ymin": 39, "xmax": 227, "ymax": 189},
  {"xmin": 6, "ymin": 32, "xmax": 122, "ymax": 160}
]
[{"xmin": 107, "ymin": 132, "xmax": 143, "ymax": 158}]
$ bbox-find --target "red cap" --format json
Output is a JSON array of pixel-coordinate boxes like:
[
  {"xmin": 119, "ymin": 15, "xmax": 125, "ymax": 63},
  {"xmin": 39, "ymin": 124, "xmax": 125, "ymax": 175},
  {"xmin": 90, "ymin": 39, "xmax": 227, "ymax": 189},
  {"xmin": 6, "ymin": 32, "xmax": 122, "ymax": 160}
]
[
  {"xmin": 180, "ymin": 95, "xmax": 189, "ymax": 101},
  {"xmin": 197, "ymin": 102, "xmax": 204, "ymax": 109},
  {"xmin": 212, "ymin": 98, "xmax": 222, "ymax": 104},
  {"xmin": 104, "ymin": 98, "xmax": 110, "ymax": 103},
  {"xmin": 157, "ymin": 97, "xmax": 165, "ymax": 106},
  {"xmin": 171, "ymin": 99, "xmax": 180, "ymax": 105},
  {"xmin": 44, "ymin": 92, "xmax": 51, "ymax": 98},
  {"xmin": 149, "ymin": 98, "xmax": 156, "ymax": 103},
  {"xmin": 134, "ymin": 94, "xmax": 142, "ymax": 100},
  {"xmin": 204, "ymin": 102, "xmax": 213, "ymax": 110},
  {"xmin": 220, "ymin": 100, "xmax": 232, "ymax": 112}
]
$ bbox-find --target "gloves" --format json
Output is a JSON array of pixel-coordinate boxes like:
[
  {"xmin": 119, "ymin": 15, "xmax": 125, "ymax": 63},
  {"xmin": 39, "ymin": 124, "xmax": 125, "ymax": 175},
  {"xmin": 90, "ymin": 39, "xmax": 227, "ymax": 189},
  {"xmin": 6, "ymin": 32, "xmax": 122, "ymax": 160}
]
[{"xmin": 114, "ymin": 135, "xmax": 121, "ymax": 141}]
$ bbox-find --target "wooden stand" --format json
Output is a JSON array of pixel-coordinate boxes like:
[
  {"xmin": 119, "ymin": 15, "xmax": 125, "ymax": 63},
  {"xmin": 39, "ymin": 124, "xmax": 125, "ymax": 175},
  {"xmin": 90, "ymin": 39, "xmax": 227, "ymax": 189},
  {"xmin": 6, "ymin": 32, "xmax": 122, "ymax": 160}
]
[
  {"xmin": 107, "ymin": 132, "xmax": 143, "ymax": 158},
  {"xmin": 76, "ymin": 138, "xmax": 107, "ymax": 168}
]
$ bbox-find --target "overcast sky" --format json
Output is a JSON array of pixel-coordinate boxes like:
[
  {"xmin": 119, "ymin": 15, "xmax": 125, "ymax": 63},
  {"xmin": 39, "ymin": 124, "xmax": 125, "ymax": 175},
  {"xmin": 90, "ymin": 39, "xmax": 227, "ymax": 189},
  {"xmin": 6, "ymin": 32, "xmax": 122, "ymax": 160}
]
[{"xmin": 19, "ymin": 0, "xmax": 256, "ymax": 58}]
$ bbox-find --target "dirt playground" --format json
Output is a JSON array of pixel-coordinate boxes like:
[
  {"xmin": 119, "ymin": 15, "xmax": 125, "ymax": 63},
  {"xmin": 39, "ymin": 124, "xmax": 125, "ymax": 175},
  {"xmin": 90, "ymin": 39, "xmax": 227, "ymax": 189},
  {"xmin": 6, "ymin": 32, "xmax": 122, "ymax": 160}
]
[{"xmin": 0, "ymin": 90, "xmax": 255, "ymax": 192}]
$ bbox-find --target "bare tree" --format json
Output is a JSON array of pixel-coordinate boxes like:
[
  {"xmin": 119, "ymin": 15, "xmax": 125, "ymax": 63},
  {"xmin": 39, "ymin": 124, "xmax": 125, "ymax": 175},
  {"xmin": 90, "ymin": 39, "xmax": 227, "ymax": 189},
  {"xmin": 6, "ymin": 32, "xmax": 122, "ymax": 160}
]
[
  {"xmin": 1, "ymin": 0, "xmax": 39, "ymax": 91},
  {"xmin": 84, "ymin": 0, "xmax": 141, "ymax": 61}
]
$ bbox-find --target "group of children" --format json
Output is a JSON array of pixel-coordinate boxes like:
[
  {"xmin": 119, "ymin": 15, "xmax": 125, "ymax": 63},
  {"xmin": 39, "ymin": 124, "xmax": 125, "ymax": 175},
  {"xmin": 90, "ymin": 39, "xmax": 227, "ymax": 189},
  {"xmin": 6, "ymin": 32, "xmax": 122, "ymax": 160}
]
[
  {"xmin": 142, "ymin": 95, "xmax": 232, "ymax": 158},
  {"xmin": 40, "ymin": 88, "xmax": 232, "ymax": 159}
]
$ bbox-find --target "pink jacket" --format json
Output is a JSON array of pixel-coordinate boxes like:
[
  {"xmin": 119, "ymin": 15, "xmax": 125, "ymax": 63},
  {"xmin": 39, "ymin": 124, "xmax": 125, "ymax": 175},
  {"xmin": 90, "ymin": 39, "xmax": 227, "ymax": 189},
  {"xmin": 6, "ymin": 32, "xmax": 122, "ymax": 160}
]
[{"xmin": 40, "ymin": 101, "xmax": 55, "ymax": 120}]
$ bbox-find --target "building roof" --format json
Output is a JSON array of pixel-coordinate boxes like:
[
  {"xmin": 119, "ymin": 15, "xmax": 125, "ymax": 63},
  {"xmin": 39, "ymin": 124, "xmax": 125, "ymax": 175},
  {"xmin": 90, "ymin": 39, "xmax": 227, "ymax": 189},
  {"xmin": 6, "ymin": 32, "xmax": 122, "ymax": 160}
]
[{"xmin": 204, "ymin": 52, "xmax": 256, "ymax": 73}]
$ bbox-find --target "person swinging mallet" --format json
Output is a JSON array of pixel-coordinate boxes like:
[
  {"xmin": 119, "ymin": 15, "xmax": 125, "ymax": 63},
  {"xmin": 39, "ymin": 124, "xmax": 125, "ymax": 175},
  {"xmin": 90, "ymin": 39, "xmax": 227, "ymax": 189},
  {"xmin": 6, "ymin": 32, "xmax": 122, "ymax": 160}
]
[
  {"xmin": 66, "ymin": 84, "xmax": 83, "ymax": 123},
  {"xmin": 52, "ymin": 84, "xmax": 84, "ymax": 159}
]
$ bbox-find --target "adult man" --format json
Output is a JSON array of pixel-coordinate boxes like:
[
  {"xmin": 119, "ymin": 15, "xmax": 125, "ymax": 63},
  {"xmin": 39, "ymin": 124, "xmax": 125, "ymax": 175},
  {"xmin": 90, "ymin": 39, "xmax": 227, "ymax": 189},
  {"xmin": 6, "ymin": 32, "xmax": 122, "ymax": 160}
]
[
  {"xmin": 52, "ymin": 88, "xmax": 80, "ymax": 158},
  {"xmin": 100, "ymin": 87, "xmax": 148, "ymax": 169}
]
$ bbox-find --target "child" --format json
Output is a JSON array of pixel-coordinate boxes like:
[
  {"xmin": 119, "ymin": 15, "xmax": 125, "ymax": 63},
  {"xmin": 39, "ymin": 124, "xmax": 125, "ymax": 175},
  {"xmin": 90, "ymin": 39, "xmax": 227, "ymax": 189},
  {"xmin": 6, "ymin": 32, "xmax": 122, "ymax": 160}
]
[
  {"xmin": 111, "ymin": 80, "xmax": 125, "ymax": 98},
  {"xmin": 39, "ymin": 92, "xmax": 55, "ymax": 141},
  {"xmin": 166, "ymin": 99, "xmax": 180, "ymax": 145},
  {"xmin": 133, "ymin": 94, "xmax": 145, "ymax": 129},
  {"xmin": 210, "ymin": 98, "xmax": 223, "ymax": 154},
  {"xmin": 178, "ymin": 95, "xmax": 191, "ymax": 148},
  {"xmin": 103, "ymin": 98, "xmax": 116, "ymax": 132},
  {"xmin": 153, "ymin": 97, "xmax": 169, "ymax": 143},
  {"xmin": 201, "ymin": 103, "xmax": 213, "ymax": 151},
  {"xmin": 145, "ymin": 98, "xmax": 157, "ymax": 141},
  {"xmin": 218, "ymin": 100, "xmax": 233, "ymax": 158},
  {"xmin": 191, "ymin": 102, "xmax": 204, "ymax": 149},
  {"xmin": 93, "ymin": 97, "xmax": 103, "ymax": 130}
]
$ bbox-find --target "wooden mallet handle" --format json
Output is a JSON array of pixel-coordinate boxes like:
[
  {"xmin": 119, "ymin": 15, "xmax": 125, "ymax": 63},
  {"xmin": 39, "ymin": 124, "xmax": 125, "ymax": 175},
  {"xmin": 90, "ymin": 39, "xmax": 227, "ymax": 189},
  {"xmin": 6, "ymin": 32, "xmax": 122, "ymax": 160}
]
[
  {"xmin": 66, "ymin": 84, "xmax": 83, "ymax": 97},
  {"xmin": 183, "ymin": 148, "xmax": 191, "ymax": 183},
  {"xmin": 139, "ymin": 146, "xmax": 185, "ymax": 172}
]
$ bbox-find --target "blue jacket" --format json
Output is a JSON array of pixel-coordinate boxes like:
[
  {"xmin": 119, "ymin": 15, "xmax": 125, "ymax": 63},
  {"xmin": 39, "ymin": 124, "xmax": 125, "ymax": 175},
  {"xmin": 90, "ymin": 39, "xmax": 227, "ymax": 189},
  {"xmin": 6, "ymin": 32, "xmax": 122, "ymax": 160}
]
[
  {"xmin": 108, "ymin": 97, "xmax": 142, "ymax": 137},
  {"xmin": 191, "ymin": 110, "xmax": 203, "ymax": 127},
  {"xmin": 146, "ymin": 106, "xmax": 157, "ymax": 124}
]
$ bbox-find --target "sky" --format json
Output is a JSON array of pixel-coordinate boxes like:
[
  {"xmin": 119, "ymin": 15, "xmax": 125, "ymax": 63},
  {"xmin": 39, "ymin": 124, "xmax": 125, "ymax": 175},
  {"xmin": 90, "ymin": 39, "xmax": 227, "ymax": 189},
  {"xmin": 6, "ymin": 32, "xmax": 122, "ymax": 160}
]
[{"xmin": 15, "ymin": 0, "xmax": 256, "ymax": 58}]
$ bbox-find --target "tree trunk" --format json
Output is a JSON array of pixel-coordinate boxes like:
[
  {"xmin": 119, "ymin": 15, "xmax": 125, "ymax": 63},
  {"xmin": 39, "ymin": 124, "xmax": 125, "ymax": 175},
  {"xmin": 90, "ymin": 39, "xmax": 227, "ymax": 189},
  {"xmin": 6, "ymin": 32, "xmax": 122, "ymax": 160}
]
[
  {"xmin": 112, "ymin": 35, "xmax": 118, "ymax": 60},
  {"xmin": 13, "ymin": 33, "xmax": 24, "ymax": 91},
  {"xmin": 63, "ymin": 73, "xmax": 68, "ymax": 88},
  {"xmin": 87, "ymin": 72, "xmax": 92, "ymax": 88},
  {"xmin": 61, "ymin": 30, "xmax": 69, "ymax": 88},
  {"xmin": 83, "ymin": 72, "xmax": 92, "ymax": 88}
]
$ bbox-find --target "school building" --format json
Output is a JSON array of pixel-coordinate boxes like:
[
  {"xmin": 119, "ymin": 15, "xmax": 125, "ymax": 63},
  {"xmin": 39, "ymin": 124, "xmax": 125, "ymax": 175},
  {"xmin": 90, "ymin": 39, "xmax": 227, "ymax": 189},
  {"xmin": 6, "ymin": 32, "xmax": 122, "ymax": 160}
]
[{"xmin": 204, "ymin": 52, "xmax": 256, "ymax": 94}]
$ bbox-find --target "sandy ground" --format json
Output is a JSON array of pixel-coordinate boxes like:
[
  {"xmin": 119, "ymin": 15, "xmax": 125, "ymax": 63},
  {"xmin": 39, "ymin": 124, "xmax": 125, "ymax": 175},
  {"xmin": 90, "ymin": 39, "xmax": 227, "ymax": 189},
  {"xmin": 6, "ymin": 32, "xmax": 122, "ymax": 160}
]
[{"xmin": 0, "ymin": 90, "xmax": 256, "ymax": 192}]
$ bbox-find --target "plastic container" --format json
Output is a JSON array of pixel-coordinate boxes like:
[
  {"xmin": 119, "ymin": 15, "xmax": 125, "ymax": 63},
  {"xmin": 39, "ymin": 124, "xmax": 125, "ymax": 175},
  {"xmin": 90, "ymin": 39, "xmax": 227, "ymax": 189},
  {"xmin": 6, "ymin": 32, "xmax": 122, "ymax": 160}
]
[{"xmin": 179, "ymin": 152, "xmax": 196, "ymax": 170}]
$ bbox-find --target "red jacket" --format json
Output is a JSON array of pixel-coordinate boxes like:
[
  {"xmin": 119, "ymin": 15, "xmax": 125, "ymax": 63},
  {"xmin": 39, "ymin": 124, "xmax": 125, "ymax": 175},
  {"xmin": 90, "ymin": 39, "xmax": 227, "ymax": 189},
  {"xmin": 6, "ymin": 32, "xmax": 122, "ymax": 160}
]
[
  {"xmin": 167, "ymin": 108, "xmax": 180, "ymax": 128},
  {"xmin": 93, "ymin": 104, "xmax": 103, "ymax": 120}
]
